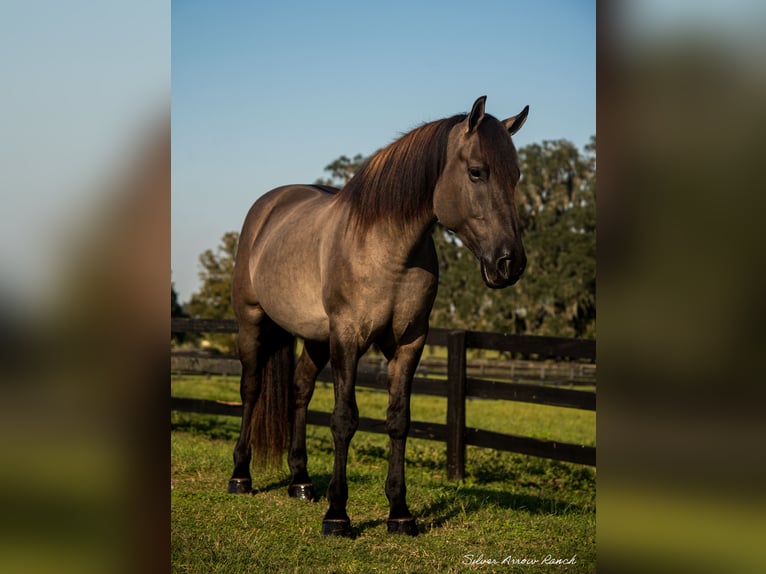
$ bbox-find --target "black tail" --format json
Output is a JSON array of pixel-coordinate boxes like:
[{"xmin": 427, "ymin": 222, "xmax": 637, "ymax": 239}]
[{"xmin": 250, "ymin": 327, "xmax": 294, "ymax": 468}]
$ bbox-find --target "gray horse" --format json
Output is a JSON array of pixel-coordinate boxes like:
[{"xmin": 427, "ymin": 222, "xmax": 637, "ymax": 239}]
[{"xmin": 228, "ymin": 96, "xmax": 529, "ymax": 537}]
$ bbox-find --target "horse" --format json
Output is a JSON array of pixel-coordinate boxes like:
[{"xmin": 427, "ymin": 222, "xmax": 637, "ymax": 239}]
[{"xmin": 227, "ymin": 96, "xmax": 529, "ymax": 537}]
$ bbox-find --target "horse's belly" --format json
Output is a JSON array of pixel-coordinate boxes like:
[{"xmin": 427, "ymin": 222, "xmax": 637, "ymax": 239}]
[
  {"xmin": 251, "ymin": 243, "xmax": 331, "ymax": 342},
  {"xmin": 266, "ymin": 294, "xmax": 330, "ymax": 342},
  {"xmin": 242, "ymin": 186, "xmax": 336, "ymax": 342}
]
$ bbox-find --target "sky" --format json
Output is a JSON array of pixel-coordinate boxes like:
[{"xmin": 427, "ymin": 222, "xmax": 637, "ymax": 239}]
[
  {"xmin": 172, "ymin": 0, "xmax": 596, "ymax": 302},
  {"xmin": 0, "ymin": 1, "xmax": 168, "ymax": 309}
]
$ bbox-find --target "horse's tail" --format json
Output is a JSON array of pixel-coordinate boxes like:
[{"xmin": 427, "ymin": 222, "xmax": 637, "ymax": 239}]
[{"xmin": 250, "ymin": 327, "xmax": 294, "ymax": 468}]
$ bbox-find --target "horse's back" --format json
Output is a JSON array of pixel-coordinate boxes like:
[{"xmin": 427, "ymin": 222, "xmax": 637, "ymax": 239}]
[
  {"xmin": 242, "ymin": 183, "xmax": 337, "ymax": 227},
  {"xmin": 237, "ymin": 183, "xmax": 338, "ymax": 251}
]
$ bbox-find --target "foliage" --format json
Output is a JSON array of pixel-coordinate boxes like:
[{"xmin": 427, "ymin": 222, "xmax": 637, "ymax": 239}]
[
  {"xmin": 430, "ymin": 227, "xmax": 495, "ymax": 331},
  {"xmin": 171, "ymin": 283, "xmax": 185, "ymax": 318},
  {"xmin": 185, "ymin": 231, "xmax": 239, "ymax": 352},
  {"xmin": 171, "ymin": 283, "xmax": 194, "ymax": 344},
  {"xmin": 314, "ymin": 153, "xmax": 368, "ymax": 187},
  {"xmin": 514, "ymin": 137, "xmax": 596, "ymax": 338}
]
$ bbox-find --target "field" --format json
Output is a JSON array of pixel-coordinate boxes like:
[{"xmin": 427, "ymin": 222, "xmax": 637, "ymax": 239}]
[{"xmin": 171, "ymin": 376, "xmax": 596, "ymax": 573}]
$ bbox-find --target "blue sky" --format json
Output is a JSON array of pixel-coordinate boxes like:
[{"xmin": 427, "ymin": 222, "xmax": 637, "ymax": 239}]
[
  {"xmin": 171, "ymin": 0, "xmax": 595, "ymax": 301},
  {"xmin": 1, "ymin": 1, "xmax": 168, "ymax": 308}
]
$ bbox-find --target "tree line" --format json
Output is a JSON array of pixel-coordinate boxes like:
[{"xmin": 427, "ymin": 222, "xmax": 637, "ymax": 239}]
[{"xmin": 172, "ymin": 137, "xmax": 595, "ymax": 350}]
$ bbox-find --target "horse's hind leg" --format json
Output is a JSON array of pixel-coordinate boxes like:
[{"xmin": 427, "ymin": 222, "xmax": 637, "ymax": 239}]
[
  {"xmin": 287, "ymin": 340, "xmax": 329, "ymax": 501},
  {"xmin": 228, "ymin": 317, "xmax": 262, "ymax": 494}
]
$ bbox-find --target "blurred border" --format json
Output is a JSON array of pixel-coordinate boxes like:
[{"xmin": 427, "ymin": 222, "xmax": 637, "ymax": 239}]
[
  {"xmin": 598, "ymin": 1, "xmax": 766, "ymax": 572},
  {"xmin": 3, "ymin": 1, "xmax": 766, "ymax": 572},
  {"xmin": 1, "ymin": 2, "xmax": 169, "ymax": 573}
]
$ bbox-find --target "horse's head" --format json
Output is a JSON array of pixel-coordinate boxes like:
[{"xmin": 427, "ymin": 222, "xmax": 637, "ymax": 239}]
[{"xmin": 433, "ymin": 96, "xmax": 529, "ymax": 289}]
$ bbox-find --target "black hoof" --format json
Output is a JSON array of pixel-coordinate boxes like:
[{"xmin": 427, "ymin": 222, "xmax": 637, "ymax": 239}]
[
  {"xmin": 387, "ymin": 518, "xmax": 419, "ymax": 536},
  {"xmin": 322, "ymin": 519, "xmax": 353, "ymax": 537},
  {"xmin": 227, "ymin": 478, "xmax": 252, "ymax": 494},
  {"xmin": 288, "ymin": 483, "xmax": 316, "ymax": 501}
]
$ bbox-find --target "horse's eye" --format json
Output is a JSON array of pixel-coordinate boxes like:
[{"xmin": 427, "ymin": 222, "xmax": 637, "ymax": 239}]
[{"xmin": 468, "ymin": 166, "xmax": 487, "ymax": 182}]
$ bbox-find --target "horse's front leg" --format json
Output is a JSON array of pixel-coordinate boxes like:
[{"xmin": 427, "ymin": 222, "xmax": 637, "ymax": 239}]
[
  {"xmin": 322, "ymin": 333, "xmax": 360, "ymax": 537},
  {"xmin": 384, "ymin": 334, "xmax": 426, "ymax": 536},
  {"xmin": 287, "ymin": 340, "xmax": 329, "ymax": 501}
]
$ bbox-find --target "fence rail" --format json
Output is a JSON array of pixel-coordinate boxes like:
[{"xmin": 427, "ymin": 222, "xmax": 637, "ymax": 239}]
[{"xmin": 171, "ymin": 318, "xmax": 596, "ymax": 477}]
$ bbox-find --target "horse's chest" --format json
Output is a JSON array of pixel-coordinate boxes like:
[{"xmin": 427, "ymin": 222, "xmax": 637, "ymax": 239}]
[{"xmin": 330, "ymin": 262, "xmax": 437, "ymax": 334}]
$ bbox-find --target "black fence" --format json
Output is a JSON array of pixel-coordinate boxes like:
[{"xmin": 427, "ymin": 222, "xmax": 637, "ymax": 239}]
[{"xmin": 171, "ymin": 318, "xmax": 596, "ymax": 478}]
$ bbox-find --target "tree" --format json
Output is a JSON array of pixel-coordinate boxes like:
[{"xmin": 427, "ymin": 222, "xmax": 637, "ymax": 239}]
[
  {"xmin": 510, "ymin": 137, "xmax": 596, "ymax": 338},
  {"xmin": 171, "ymin": 283, "xmax": 185, "ymax": 317},
  {"xmin": 171, "ymin": 282, "xmax": 192, "ymax": 344},
  {"xmin": 186, "ymin": 231, "xmax": 239, "ymax": 352},
  {"xmin": 314, "ymin": 153, "xmax": 369, "ymax": 187},
  {"xmin": 430, "ymin": 226, "xmax": 494, "ymax": 330}
]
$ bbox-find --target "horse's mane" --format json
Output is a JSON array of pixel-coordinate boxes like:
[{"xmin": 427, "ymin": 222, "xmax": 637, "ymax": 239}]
[
  {"xmin": 335, "ymin": 114, "xmax": 467, "ymax": 231},
  {"xmin": 336, "ymin": 112, "xmax": 521, "ymax": 232}
]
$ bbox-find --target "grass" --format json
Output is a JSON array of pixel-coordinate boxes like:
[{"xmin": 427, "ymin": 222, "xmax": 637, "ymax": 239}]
[{"xmin": 171, "ymin": 376, "xmax": 595, "ymax": 573}]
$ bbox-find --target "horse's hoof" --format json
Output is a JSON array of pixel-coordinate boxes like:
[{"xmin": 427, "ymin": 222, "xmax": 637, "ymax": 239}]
[
  {"xmin": 387, "ymin": 517, "xmax": 419, "ymax": 536},
  {"xmin": 322, "ymin": 518, "xmax": 353, "ymax": 537},
  {"xmin": 288, "ymin": 483, "xmax": 316, "ymax": 501},
  {"xmin": 227, "ymin": 478, "xmax": 252, "ymax": 494}
]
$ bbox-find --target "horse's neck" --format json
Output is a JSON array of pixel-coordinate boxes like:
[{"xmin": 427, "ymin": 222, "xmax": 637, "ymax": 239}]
[{"xmin": 356, "ymin": 211, "xmax": 436, "ymax": 264}]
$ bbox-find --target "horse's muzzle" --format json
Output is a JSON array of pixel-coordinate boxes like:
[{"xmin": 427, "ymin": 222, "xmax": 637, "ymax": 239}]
[{"xmin": 481, "ymin": 252, "xmax": 526, "ymax": 289}]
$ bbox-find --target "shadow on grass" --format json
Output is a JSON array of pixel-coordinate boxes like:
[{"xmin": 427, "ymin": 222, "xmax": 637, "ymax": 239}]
[
  {"xmin": 350, "ymin": 439, "xmax": 595, "ymax": 536},
  {"xmin": 171, "ymin": 412, "xmax": 240, "ymax": 441},
  {"xmin": 418, "ymin": 486, "xmax": 588, "ymax": 536},
  {"xmin": 255, "ymin": 473, "xmax": 333, "ymax": 502},
  {"xmin": 352, "ymin": 517, "xmax": 387, "ymax": 537}
]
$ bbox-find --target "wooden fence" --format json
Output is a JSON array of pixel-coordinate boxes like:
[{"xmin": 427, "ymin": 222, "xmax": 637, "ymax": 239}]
[{"xmin": 171, "ymin": 318, "xmax": 596, "ymax": 479}]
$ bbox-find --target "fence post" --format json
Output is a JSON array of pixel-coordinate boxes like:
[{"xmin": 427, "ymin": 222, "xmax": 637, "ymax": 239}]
[{"xmin": 446, "ymin": 330, "xmax": 467, "ymax": 481}]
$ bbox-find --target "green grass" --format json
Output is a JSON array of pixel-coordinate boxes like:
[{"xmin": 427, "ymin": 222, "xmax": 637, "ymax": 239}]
[{"xmin": 171, "ymin": 376, "xmax": 595, "ymax": 573}]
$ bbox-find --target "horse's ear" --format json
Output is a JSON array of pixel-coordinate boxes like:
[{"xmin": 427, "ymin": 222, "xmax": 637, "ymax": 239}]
[
  {"xmin": 503, "ymin": 105, "xmax": 529, "ymax": 136},
  {"xmin": 467, "ymin": 96, "xmax": 487, "ymax": 133}
]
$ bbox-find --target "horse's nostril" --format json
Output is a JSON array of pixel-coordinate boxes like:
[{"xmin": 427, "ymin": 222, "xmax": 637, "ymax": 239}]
[
  {"xmin": 497, "ymin": 252, "xmax": 526, "ymax": 282},
  {"xmin": 497, "ymin": 255, "xmax": 512, "ymax": 276}
]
